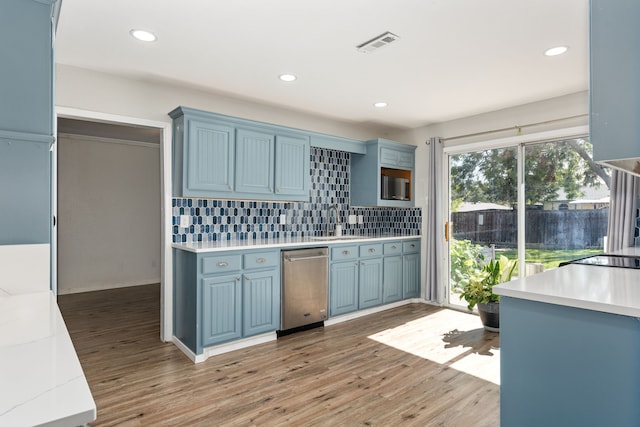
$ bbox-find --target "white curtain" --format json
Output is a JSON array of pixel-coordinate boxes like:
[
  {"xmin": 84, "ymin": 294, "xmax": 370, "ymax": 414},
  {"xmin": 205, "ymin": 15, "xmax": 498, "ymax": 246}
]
[
  {"xmin": 425, "ymin": 137, "xmax": 444, "ymax": 303},
  {"xmin": 606, "ymin": 169, "xmax": 640, "ymax": 252}
]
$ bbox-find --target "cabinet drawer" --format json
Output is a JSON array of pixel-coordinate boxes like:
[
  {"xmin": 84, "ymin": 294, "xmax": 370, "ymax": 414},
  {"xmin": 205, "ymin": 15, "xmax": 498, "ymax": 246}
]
[
  {"xmin": 202, "ymin": 254, "xmax": 242, "ymax": 275},
  {"xmin": 403, "ymin": 240, "xmax": 420, "ymax": 254},
  {"xmin": 359, "ymin": 243, "xmax": 383, "ymax": 258},
  {"xmin": 384, "ymin": 242, "xmax": 402, "ymax": 255},
  {"xmin": 331, "ymin": 246, "xmax": 358, "ymax": 261},
  {"xmin": 243, "ymin": 251, "xmax": 279, "ymax": 269}
]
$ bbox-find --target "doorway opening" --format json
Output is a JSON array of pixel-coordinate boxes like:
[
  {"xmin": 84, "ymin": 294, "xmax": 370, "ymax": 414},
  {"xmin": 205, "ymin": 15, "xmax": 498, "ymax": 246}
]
[
  {"xmin": 54, "ymin": 108, "xmax": 172, "ymax": 341},
  {"xmin": 57, "ymin": 118, "xmax": 161, "ymax": 295}
]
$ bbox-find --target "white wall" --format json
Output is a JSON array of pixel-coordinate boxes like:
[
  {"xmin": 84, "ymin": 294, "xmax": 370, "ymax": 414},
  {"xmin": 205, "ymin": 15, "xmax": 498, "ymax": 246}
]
[
  {"xmin": 390, "ymin": 91, "xmax": 589, "ymax": 214},
  {"xmin": 56, "ymin": 64, "xmax": 382, "ymax": 141},
  {"xmin": 57, "ymin": 134, "xmax": 161, "ymax": 294},
  {"xmin": 390, "ymin": 91, "xmax": 588, "ymax": 146}
]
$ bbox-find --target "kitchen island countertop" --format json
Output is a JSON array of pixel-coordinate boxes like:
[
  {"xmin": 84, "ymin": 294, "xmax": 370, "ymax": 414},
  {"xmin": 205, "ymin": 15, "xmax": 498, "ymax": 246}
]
[
  {"xmin": 0, "ymin": 291, "xmax": 96, "ymax": 427},
  {"xmin": 172, "ymin": 234, "xmax": 421, "ymax": 253},
  {"xmin": 493, "ymin": 246, "xmax": 640, "ymax": 317}
]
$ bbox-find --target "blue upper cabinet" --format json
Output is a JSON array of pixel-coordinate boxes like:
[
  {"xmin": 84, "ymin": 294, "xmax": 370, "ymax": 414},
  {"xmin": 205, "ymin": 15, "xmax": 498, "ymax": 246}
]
[
  {"xmin": 275, "ymin": 135, "xmax": 310, "ymax": 197},
  {"xmin": 590, "ymin": 0, "xmax": 640, "ymax": 172},
  {"xmin": 0, "ymin": 0, "xmax": 55, "ymax": 137},
  {"xmin": 0, "ymin": 0, "xmax": 58, "ymax": 245},
  {"xmin": 351, "ymin": 139, "xmax": 416, "ymax": 207},
  {"xmin": 235, "ymin": 129, "xmax": 275, "ymax": 194},
  {"xmin": 169, "ymin": 107, "xmax": 311, "ymax": 201},
  {"xmin": 187, "ymin": 121, "xmax": 235, "ymax": 195}
]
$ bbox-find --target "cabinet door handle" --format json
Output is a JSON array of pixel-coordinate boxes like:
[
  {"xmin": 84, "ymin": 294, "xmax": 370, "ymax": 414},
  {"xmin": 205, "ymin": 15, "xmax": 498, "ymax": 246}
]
[
  {"xmin": 235, "ymin": 277, "xmax": 241, "ymax": 281},
  {"xmin": 269, "ymin": 187, "xmax": 273, "ymax": 192},
  {"xmin": 256, "ymin": 257, "xmax": 266, "ymax": 263},
  {"xmin": 410, "ymin": 244, "xmax": 416, "ymax": 248},
  {"xmin": 244, "ymin": 275, "xmax": 251, "ymax": 280},
  {"xmin": 360, "ymin": 262, "xmax": 365, "ymax": 266},
  {"xmin": 368, "ymin": 248, "xmax": 376, "ymax": 253},
  {"xmin": 391, "ymin": 245, "xmax": 397, "ymax": 249},
  {"xmin": 228, "ymin": 185, "xmax": 233, "ymax": 190},
  {"xmin": 217, "ymin": 261, "xmax": 228, "ymax": 267},
  {"xmin": 343, "ymin": 250, "xmax": 350, "ymax": 255}
]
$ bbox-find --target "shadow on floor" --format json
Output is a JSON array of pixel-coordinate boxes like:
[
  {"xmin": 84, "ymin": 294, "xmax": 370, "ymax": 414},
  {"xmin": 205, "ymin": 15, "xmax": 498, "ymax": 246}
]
[{"xmin": 442, "ymin": 328, "xmax": 500, "ymax": 356}]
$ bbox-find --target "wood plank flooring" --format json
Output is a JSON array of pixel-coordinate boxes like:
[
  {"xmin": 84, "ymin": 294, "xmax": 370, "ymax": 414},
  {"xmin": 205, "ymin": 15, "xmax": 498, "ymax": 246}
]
[{"xmin": 58, "ymin": 284, "xmax": 499, "ymax": 426}]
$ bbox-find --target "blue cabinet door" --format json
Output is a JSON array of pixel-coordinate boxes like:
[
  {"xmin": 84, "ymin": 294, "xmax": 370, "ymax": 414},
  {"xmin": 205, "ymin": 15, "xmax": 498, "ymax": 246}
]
[
  {"xmin": 235, "ymin": 129, "xmax": 275, "ymax": 194},
  {"xmin": 330, "ymin": 261, "xmax": 358, "ymax": 316},
  {"xmin": 359, "ymin": 258, "xmax": 383, "ymax": 309},
  {"xmin": 383, "ymin": 256, "xmax": 403, "ymax": 303},
  {"xmin": 275, "ymin": 135, "xmax": 310, "ymax": 198},
  {"xmin": 201, "ymin": 274, "xmax": 242, "ymax": 347},
  {"xmin": 403, "ymin": 253, "xmax": 420, "ymax": 298},
  {"xmin": 590, "ymin": 0, "xmax": 640, "ymax": 163},
  {"xmin": 0, "ymin": 0, "xmax": 53, "ymax": 135},
  {"xmin": 186, "ymin": 120, "xmax": 235, "ymax": 194},
  {"xmin": 242, "ymin": 269, "xmax": 280, "ymax": 337}
]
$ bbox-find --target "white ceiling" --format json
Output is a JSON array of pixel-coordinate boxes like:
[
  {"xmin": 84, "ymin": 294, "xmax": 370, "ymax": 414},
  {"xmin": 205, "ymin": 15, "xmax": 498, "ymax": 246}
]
[{"xmin": 55, "ymin": 0, "xmax": 589, "ymax": 132}]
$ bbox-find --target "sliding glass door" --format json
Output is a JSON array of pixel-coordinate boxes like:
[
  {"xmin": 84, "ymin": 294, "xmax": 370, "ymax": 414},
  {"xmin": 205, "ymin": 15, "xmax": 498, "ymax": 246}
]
[
  {"xmin": 447, "ymin": 135, "xmax": 609, "ymax": 308},
  {"xmin": 447, "ymin": 147, "xmax": 518, "ymax": 308}
]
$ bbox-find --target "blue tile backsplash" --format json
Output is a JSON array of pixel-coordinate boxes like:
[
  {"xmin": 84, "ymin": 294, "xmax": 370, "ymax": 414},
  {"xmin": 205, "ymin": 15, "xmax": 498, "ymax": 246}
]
[{"xmin": 172, "ymin": 147, "xmax": 422, "ymax": 243}]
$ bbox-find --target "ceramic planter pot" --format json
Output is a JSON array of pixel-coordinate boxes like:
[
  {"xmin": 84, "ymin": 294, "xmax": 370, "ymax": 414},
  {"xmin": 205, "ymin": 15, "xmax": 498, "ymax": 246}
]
[{"xmin": 477, "ymin": 302, "xmax": 500, "ymax": 332}]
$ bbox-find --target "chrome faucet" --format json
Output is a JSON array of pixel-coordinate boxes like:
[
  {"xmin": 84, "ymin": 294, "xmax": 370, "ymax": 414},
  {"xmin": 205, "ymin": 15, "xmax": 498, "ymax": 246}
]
[{"xmin": 326, "ymin": 204, "xmax": 341, "ymax": 236}]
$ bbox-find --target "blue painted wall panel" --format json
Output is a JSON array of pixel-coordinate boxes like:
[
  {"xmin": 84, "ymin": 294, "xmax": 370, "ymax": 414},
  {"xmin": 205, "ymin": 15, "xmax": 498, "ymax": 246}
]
[
  {"xmin": 0, "ymin": 140, "xmax": 50, "ymax": 244},
  {"xmin": 0, "ymin": 0, "xmax": 53, "ymax": 136},
  {"xmin": 501, "ymin": 297, "xmax": 640, "ymax": 427}
]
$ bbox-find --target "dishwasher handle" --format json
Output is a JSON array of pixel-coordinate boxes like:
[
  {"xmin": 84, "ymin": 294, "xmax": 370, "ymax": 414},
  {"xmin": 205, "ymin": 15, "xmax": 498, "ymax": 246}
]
[{"xmin": 285, "ymin": 254, "xmax": 329, "ymax": 262}]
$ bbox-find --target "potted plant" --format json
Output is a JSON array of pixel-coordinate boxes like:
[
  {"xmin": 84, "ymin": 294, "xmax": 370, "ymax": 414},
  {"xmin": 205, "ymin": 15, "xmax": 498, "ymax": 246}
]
[{"xmin": 460, "ymin": 255, "xmax": 517, "ymax": 332}]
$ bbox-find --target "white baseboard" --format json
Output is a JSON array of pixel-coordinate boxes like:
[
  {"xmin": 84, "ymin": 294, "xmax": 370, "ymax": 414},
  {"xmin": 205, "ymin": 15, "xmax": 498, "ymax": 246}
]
[
  {"xmin": 325, "ymin": 299, "xmax": 425, "ymax": 326},
  {"xmin": 173, "ymin": 332, "xmax": 278, "ymax": 364},
  {"xmin": 57, "ymin": 280, "xmax": 160, "ymax": 295}
]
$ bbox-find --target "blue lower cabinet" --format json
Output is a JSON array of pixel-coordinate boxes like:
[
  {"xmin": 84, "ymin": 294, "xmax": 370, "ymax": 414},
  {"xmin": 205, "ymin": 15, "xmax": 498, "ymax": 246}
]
[
  {"xmin": 174, "ymin": 248, "xmax": 281, "ymax": 355},
  {"xmin": 328, "ymin": 240, "xmax": 421, "ymax": 318},
  {"xmin": 242, "ymin": 269, "xmax": 280, "ymax": 337},
  {"xmin": 501, "ymin": 297, "xmax": 640, "ymax": 427},
  {"xmin": 201, "ymin": 274, "xmax": 242, "ymax": 347},
  {"xmin": 402, "ymin": 253, "xmax": 420, "ymax": 298},
  {"xmin": 330, "ymin": 261, "xmax": 359, "ymax": 316},
  {"xmin": 383, "ymin": 256, "xmax": 403, "ymax": 303},
  {"xmin": 358, "ymin": 258, "xmax": 383, "ymax": 309}
]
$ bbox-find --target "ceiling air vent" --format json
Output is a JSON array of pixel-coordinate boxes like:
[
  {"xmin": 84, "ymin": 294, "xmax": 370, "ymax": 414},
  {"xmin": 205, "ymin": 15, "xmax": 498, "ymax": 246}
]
[{"xmin": 356, "ymin": 31, "xmax": 400, "ymax": 53}]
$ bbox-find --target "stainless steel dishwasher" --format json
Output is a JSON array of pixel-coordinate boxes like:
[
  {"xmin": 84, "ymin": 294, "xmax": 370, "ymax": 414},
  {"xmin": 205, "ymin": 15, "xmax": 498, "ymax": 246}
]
[{"xmin": 281, "ymin": 247, "xmax": 329, "ymax": 332}]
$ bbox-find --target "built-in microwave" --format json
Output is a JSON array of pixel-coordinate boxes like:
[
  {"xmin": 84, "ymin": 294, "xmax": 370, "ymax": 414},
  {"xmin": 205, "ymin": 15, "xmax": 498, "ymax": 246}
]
[{"xmin": 381, "ymin": 175, "xmax": 410, "ymax": 201}]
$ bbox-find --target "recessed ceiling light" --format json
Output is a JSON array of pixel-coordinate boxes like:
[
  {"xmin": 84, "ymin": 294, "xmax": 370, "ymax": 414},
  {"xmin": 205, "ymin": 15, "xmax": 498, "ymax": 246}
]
[
  {"xmin": 544, "ymin": 46, "xmax": 568, "ymax": 56},
  {"xmin": 279, "ymin": 74, "xmax": 297, "ymax": 82},
  {"xmin": 374, "ymin": 102, "xmax": 388, "ymax": 108},
  {"xmin": 130, "ymin": 29, "xmax": 157, "ymax": 42}
]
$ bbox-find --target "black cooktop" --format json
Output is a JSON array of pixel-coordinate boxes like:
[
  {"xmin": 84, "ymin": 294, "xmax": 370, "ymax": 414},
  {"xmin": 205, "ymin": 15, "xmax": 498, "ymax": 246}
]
[{"xmin": 563, "ymin": 254, "xmax": 640, "ymax": 269}]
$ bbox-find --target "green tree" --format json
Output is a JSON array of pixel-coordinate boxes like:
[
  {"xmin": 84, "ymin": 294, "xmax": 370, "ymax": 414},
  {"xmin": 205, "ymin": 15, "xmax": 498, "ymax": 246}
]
[{"xmin": 450, "ymin": 138, "xmax": 609, "ymax": 206}]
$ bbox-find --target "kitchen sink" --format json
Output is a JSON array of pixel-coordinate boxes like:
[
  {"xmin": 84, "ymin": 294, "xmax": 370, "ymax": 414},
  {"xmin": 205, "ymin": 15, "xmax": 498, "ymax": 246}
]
[{"xmin": 310, "ymin": 235, "xmax": 369, "ymax": 241}]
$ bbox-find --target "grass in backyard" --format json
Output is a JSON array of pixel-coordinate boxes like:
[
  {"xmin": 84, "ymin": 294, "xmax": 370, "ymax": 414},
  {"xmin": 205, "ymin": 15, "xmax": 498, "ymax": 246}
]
[{"xmin": 497, "ymin": 248, "xmax": 603, "ymax": 270}]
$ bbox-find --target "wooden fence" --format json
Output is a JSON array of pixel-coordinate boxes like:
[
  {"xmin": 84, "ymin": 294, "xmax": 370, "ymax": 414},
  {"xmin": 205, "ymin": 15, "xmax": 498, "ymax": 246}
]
[{"xmin": 451, "ymin": 208, "xmax": 608, "ymax": 249}]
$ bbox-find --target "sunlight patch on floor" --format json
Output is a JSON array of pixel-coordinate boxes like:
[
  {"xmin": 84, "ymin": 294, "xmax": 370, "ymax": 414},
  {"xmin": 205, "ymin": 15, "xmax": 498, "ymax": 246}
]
[{"xmin": 368, "ymin": 309, "xmax": 500, "ymax": 385}]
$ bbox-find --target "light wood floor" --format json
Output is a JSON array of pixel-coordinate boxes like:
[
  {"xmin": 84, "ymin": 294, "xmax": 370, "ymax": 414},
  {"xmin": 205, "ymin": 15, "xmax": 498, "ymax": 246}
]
[{"xmin": 58, "ymin": 284, "xmax": 500, "ymax": 426}]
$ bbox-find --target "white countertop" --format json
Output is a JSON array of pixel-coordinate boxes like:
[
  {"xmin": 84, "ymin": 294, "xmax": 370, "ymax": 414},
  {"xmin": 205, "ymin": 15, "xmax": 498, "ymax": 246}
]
[
  {"xmin": 172, "ymin": 234, "xmax": 421, "ymax": 253},
  {"xmin": 494, "ymin": 247, "xmax": 640, "ymax": 317},
  {"xmin": 0, "ymin": 291, "xmax": 96, "ymax": 427}
]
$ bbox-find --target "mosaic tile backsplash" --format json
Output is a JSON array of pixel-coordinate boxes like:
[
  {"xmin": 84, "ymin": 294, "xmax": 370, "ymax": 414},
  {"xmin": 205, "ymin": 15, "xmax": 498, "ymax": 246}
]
[{"xmin": 172, "ymin": 147, "xmax": 422, "ymax": 243}]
